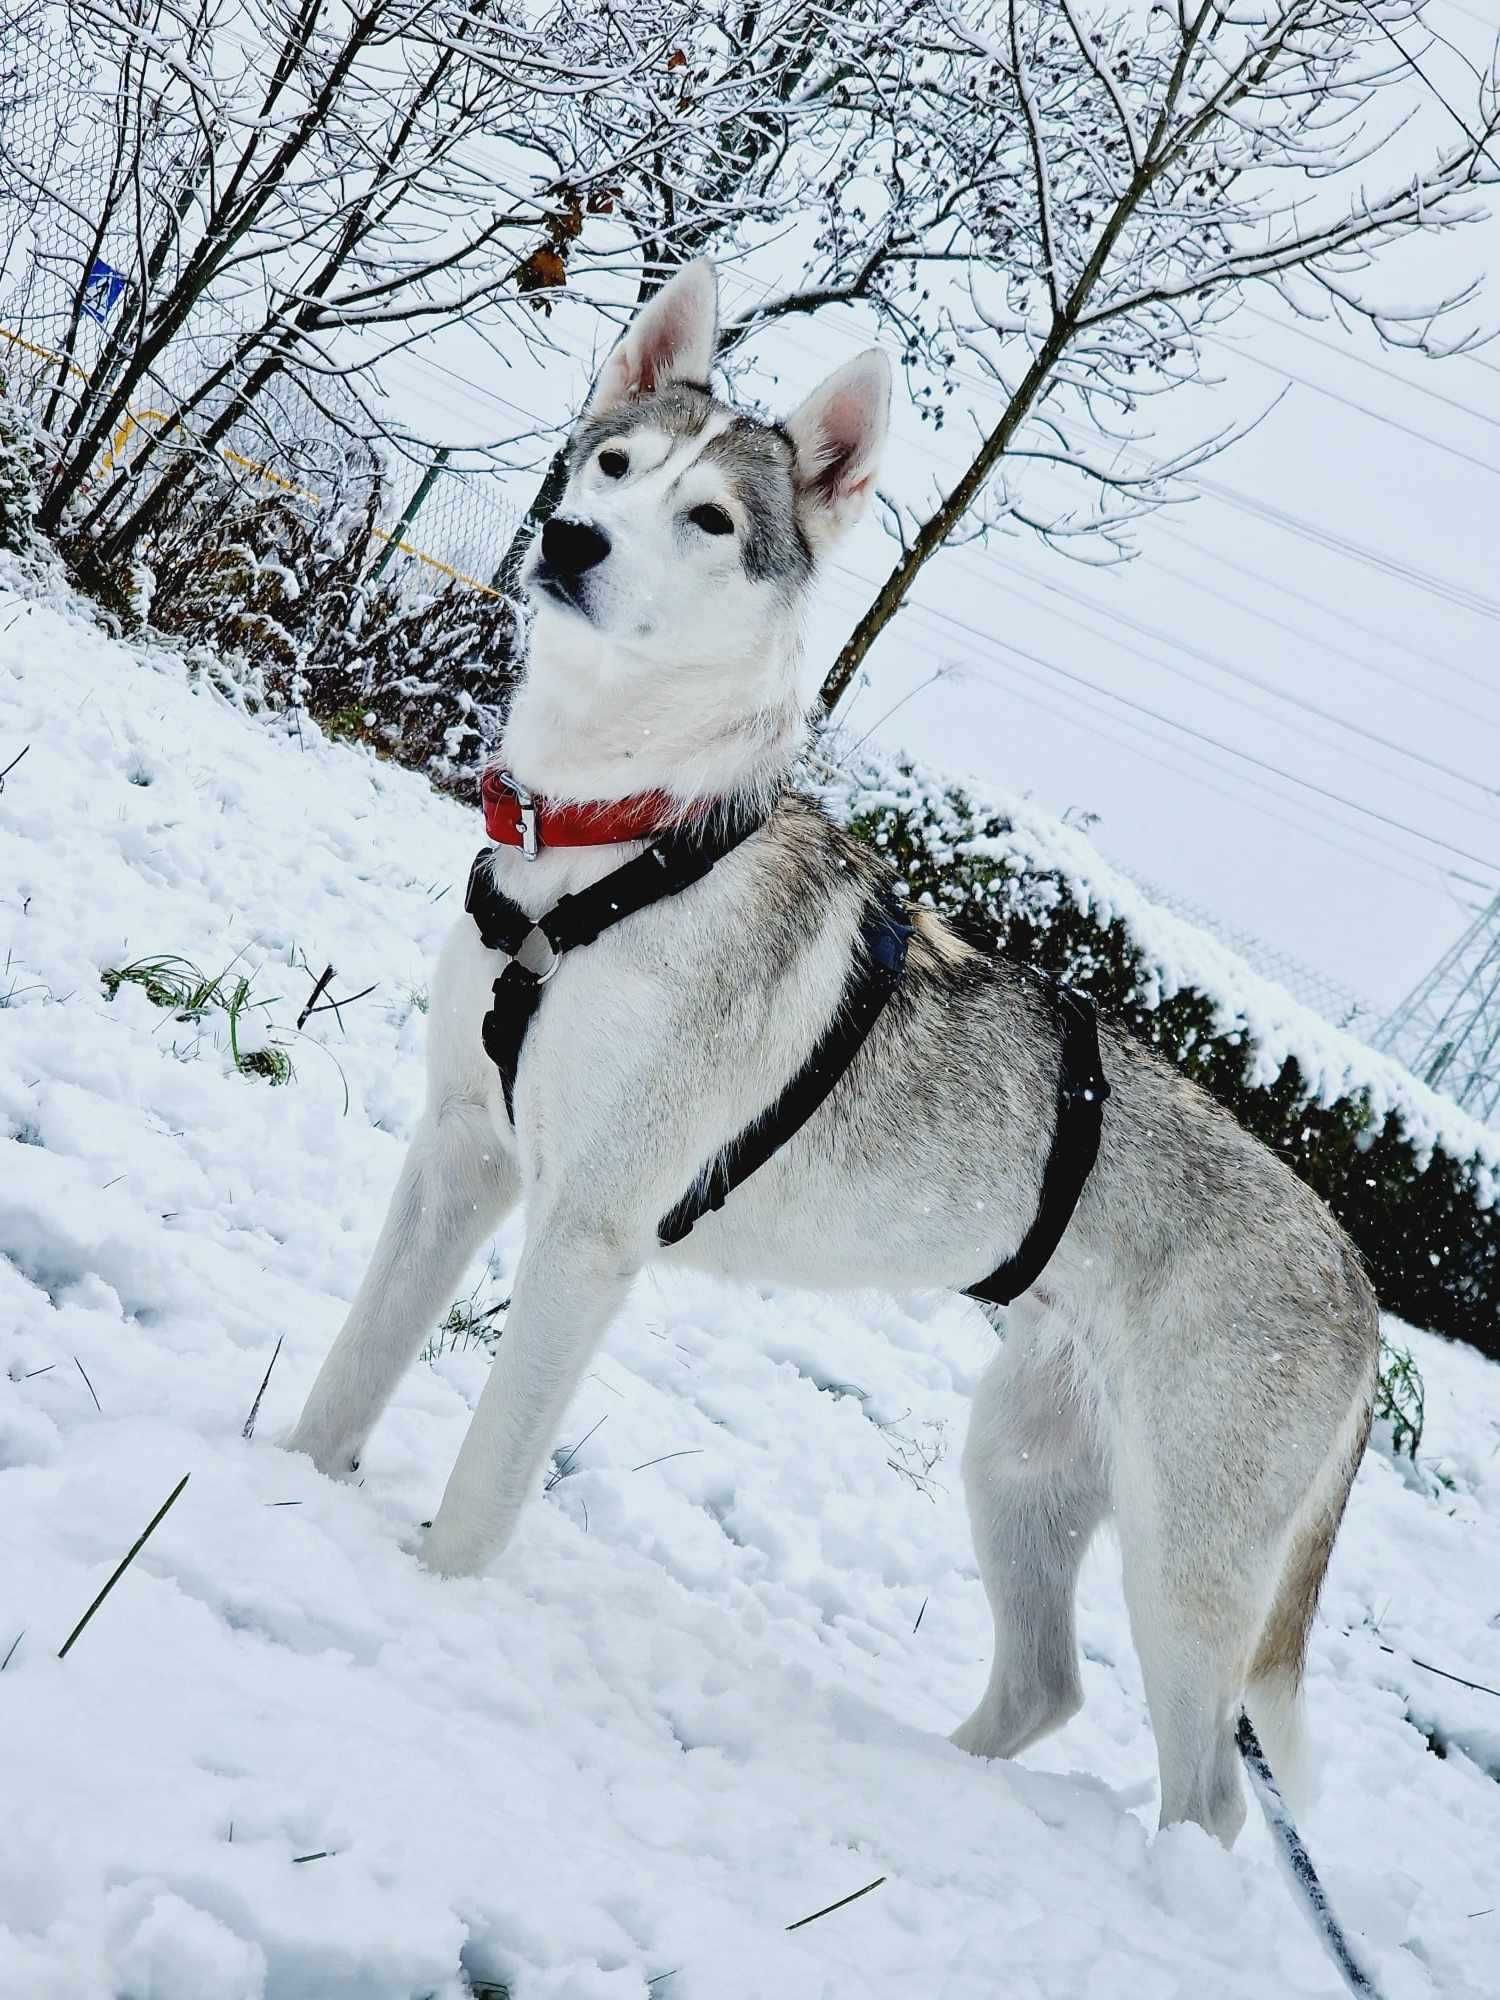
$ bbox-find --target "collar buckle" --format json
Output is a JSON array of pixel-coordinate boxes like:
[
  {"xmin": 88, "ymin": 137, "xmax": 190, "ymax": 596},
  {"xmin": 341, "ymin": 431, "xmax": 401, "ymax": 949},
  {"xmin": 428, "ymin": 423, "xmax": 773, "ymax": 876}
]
[{"xmin": 502, "ymin": 774, "xmax": 540, "ymax": 860}]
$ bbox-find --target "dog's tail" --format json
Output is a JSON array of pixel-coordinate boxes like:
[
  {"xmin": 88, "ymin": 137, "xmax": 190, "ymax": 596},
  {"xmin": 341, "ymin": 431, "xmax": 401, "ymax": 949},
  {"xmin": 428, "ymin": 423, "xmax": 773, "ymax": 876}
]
[
  {"xmin": 1242, "ymin": 1658, "xmax": 1312, "ymax": 1809},
  {"xmin": 1243, "ymin": 1378, "xmax": 1373, "ymax": 1809}
]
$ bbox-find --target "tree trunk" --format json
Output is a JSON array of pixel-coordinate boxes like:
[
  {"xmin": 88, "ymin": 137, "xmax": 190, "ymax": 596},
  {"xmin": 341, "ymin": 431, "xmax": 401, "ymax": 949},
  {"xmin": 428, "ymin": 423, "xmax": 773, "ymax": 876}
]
[
  {"xmin": 490, "ymin": 442, "xmax": 568, "ymax": 595},
  {"xmin": 818, "ymin": 325, "xmax": 1067, "ymax": 713}
]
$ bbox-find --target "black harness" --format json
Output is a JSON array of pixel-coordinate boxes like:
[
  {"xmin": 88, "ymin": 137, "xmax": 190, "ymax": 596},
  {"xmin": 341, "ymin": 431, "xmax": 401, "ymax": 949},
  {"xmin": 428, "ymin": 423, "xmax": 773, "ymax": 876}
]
[{"xmin": 464, "ymin": 817, "xmax": 1110, "ymax": 1302}]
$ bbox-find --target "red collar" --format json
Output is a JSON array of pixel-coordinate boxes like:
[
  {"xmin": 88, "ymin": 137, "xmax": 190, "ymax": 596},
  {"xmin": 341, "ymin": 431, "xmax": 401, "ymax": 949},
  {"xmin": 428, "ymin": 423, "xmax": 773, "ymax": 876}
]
[{"xmin": 481, "ymin": 767, "xmax": 697, "ymax": 857}]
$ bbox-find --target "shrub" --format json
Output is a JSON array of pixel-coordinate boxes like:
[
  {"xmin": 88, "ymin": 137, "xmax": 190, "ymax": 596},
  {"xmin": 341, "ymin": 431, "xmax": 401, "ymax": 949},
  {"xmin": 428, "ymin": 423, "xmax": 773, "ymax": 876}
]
[
  {"xmin": 0, "ymin": 374, "xmax": 43, "ymax": 560},
  {"xmin": 824, "ymin": 749, "xmax": 1499, "ymax": 1356},
  {"xmin": 132, "ymin": 453, "xmax": 384, "ymax": 677},
  {"xmin": 300, "ymin": 577, "xmax": 520, "ymax": 792},
  {"xmin": 100, "ymin": 450, "xmax": 521, "ymax": 787}
]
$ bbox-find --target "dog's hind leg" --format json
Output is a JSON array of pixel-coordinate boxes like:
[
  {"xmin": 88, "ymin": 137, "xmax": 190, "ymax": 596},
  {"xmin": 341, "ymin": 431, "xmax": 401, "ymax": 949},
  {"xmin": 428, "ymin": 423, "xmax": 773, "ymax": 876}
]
[
  {"xmin": 951, "ymin": 1314, "xmax": 1110, "ymax": 1760},
  {"xmin": 1112, "ymin": 1311, "xmax": 1374, "ymax": 1846},
  {"xmin": 421, "ymin": 1201, "xmax": 642, "ymax": 1577},
  {"xmin": 286, "ymin": 1095, "xmax": 518, "ymax": 1478},
  {"xmin": 1113, "ymin": 1396, "xmax": 1307, "ymax": 1846},
  {"xmin": 1242, "ymin": 1384, "xmax": 1371, "ymax": 1801},
  {"xmin": 1115, "ymin": 1499, "xmax": 1261, "ymax": 1846}
]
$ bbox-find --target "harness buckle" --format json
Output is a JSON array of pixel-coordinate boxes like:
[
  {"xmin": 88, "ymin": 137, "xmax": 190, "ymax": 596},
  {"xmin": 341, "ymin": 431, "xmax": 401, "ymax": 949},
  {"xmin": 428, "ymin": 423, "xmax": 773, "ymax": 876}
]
[{"xmin": 502, "ymin": 773, "xmax": 540, "ymax": 859}]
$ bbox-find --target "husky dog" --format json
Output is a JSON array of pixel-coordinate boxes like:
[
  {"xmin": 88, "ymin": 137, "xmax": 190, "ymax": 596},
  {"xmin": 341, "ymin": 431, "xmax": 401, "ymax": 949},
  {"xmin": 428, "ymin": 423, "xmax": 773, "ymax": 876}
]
[{"xmin": 287, "ymin": 260, "xmax": 1378, "ymax": 1844}]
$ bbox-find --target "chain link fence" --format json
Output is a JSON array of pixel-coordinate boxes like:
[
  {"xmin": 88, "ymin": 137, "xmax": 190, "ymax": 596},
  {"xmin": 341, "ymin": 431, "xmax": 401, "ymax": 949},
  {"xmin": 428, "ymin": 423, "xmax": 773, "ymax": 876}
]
[
  {"xmin": 1123, "ymin": 870, "xmax": 1375, "ymax": 1031},
  {"xmin": 0, "ymin": 5, "xmax": 519, "ymax": 601}
]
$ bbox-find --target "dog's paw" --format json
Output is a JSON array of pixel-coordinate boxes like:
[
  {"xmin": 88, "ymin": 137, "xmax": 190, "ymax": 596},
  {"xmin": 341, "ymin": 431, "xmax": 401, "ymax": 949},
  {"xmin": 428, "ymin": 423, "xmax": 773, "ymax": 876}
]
[
  {"xmin": 950, "ymin": 1679, "xmax": 1083, "ymax": 1761},
  {"xmin": 418, "ymin": 1514, "xmax": 495, "ymax": 1580},
  {"xmin": 397, "ymin": 1518, "xmax": 434, "ymax": 1564},
  {"xmin": 279, "ymin": 1424, "xmax": 363, "ymax": 1484}
]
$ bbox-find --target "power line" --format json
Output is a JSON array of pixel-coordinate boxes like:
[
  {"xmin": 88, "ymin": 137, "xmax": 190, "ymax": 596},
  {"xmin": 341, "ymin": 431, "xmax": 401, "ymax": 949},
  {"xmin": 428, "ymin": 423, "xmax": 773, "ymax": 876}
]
[
  {"xmin": 1355, "ymin": 0, "xmax": 1500, "ymax": 176},
  {"xmin": 1206, "ymin": 325, "xmax": 1500, "ymax": 480},
  {"xmin": 847, "ymin": 367, "xmax": 1500, "ymax": 732},
  {"xmin": 1240, "ymin": 300, "xmax": 1500, "ymax": 438},
  {"xmin": 820, "ymin": 559, "xmax": 1469, "ymax": 894},
  {"xmin": 975, "ymin": 670, "xmax": 1447, "ymax": 899},
  {"xmin": 1437, "ymin": 0, "xmax": 1497, "ymax": 34},
  {"xmin": 818, "ymin": 563, "xmax": 1476, "ymax": 899},
  {"xmin": 811, "ymin": 385, "xmax": 1500, "ymax": 806},
  {"xmin": 1152, "ymin": 518, "xmax": 1500, "ymax": 724},
  {"xmin": 1236, "ymin": 303, "xmax": 1500, "ymax": 437},
  {"xmin": 986, "ymin": 633, "xmax": 1500, "ymax": 876},
  {"xmin": 960, "ymin": 540, "xmax": 1500, "ymax": 820},
  {"xmin": 1193, "ymin": 476, "xmax": 1500, "ymax": 624},
  {"xmin": 827, "ymin": 562, "xmax": 1500, "ymax": 877}
]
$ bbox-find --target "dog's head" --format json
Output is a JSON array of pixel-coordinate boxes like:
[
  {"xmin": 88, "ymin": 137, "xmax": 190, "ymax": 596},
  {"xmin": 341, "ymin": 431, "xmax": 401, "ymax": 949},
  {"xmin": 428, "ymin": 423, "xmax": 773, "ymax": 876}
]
[{"xmin": 524, "ymin": 260, "xmax": 889, "ymax": 684}]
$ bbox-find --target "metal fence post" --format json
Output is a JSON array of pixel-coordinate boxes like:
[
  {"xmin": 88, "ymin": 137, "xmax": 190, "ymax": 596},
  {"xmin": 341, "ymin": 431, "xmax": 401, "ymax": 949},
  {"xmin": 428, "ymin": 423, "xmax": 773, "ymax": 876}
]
[{"xmin": 367, "ymin": 445, "xmax": 450, "ymax": 585}]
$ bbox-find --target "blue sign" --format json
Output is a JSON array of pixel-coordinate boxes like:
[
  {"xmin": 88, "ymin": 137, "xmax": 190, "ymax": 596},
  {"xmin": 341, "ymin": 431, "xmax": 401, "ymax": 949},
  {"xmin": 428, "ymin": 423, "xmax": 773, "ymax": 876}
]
[{"xmin": 81, "ymin": 258, "xmax": 128, "ymax": 324}]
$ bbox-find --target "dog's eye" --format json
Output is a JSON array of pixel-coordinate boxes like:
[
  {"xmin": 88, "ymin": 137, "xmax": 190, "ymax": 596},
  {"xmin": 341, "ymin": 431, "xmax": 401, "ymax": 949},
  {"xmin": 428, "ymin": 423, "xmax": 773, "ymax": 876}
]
[
  {"xmin": 688, "ymin": 503, "xmax": 734, "ymax": 537},
  {"xmin": 598, "ymin": 449, "xmax": 628, "ymax": 479}
]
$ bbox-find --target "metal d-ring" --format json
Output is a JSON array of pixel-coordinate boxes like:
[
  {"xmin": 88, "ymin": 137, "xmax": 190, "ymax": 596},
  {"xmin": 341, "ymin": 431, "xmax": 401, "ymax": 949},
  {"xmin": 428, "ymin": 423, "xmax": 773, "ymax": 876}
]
[{"xmin": 515, "ymin": 924, "xmax": 561, "ymax": 983}]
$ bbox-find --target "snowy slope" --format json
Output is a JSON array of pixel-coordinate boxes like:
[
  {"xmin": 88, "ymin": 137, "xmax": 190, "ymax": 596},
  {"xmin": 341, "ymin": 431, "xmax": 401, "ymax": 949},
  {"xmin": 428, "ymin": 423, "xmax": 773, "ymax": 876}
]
[{"xmin": 3, "ymin": 582, "xmax": 1499, "ymax": 2000}]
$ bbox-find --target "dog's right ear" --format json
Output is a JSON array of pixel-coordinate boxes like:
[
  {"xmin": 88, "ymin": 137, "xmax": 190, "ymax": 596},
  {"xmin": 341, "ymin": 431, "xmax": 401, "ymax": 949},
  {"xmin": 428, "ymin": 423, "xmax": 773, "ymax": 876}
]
[{"xmin": 586, "ymin": 261, "xmax": 719, "ymax": 417}]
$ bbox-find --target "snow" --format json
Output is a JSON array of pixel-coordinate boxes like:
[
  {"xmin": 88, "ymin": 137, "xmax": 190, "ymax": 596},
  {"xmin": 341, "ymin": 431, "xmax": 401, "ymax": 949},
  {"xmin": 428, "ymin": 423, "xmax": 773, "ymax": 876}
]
[
  {"xmin": 823, "ymin": 749, "xmax": 1500, "ymax": 1203},
  {"xmin": 3, "ymin": 579, "xmax": 1500, "ymax": 2000}
]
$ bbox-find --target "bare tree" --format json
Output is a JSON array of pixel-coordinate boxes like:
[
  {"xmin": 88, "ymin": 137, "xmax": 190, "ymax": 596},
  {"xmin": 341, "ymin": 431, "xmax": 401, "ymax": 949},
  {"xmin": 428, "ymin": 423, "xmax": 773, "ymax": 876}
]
[
  {"xmin": 487, "ymin": 0, "xmax": 1050, "ymax": 594},
  {"xmin": 7, "ymin": 0, "xmax": 1039, "ymax": 593},
  {"xmin": 818, "ymin": 0, "xmax": 1500, "ymax": 711},
  {"xmin": 0, "ymin": 0, "xmax": 696, "ymax": 553}
]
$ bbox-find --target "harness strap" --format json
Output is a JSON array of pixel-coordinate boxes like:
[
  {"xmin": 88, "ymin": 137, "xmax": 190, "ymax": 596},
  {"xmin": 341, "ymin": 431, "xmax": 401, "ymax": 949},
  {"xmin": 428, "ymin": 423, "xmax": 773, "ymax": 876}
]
[
  {"xmin": 464, "ymin": 812, "xmax": 763, "ymax": 1123},
  {"xmin": 965, "ymin": 981, "xmax": 1110, "ymax": 1307},
  {"xmin": 658, "ymin": 891, "xmax": 912, "ymax": 1247},
  {"xmin": 464, "ymin": 833, "xmax": 1110, "ymax": 1309}
]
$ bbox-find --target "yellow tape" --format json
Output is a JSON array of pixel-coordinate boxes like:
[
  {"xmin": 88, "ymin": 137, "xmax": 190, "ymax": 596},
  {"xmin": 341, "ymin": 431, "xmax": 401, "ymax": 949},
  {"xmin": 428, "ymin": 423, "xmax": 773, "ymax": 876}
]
[{"xmin": 1, "ymin": 325, "xmax": 89, "ymax": 380}]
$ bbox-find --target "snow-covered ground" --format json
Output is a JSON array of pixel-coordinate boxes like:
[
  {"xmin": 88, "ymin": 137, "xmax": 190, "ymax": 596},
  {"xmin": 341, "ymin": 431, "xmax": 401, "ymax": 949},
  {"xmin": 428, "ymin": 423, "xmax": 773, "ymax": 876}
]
[{"xmin": 3, "ymin": 585, "xmax": 1499, "ymax": 2000}]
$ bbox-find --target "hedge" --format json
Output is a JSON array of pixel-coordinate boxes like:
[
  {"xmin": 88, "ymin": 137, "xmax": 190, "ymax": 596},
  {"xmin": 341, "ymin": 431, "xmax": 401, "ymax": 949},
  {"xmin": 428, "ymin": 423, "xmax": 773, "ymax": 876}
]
[{"xmin": 824, "ymin": 749, "xmax": 1498, "ymax": 1355}]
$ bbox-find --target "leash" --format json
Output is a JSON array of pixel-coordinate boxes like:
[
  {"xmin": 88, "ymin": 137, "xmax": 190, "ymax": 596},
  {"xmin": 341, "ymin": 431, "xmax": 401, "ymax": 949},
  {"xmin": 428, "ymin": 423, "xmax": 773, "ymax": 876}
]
[{"xmin": 1235, "ymin": 1713, "xmax": 1383, "ymax": 1999}]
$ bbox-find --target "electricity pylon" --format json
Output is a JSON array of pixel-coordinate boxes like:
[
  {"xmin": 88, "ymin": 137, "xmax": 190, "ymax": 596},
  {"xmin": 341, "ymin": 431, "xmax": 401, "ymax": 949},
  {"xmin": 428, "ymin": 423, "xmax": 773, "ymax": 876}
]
[{"xmin": 1375, "ymin": 892, "xmax": 1500, "ymax": 1123}]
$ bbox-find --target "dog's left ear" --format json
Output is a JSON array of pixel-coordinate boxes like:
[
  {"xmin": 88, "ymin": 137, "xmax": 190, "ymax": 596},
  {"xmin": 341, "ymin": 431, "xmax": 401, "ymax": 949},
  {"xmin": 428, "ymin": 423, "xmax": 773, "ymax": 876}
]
[
  {"xmin": 587, "ymin": 261, "xmax": 719, "ymax": 417},
  {"xmin": 785, "ymin": 350, "xmax": 891, "ymax": 550}
]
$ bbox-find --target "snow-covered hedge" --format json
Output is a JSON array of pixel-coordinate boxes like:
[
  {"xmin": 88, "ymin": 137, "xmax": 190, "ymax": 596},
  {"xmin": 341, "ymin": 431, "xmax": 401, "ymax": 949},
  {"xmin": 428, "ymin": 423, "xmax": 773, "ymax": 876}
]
[{"xmin": 824, "ymin": 749, "xmax": 1498, "ymax": 1355}]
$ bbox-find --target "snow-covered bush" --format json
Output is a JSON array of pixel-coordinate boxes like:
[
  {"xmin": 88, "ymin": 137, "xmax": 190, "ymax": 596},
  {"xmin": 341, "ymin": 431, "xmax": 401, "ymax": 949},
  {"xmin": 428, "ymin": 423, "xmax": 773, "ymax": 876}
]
[
  {"xmin": 0, "ymin": 374, "xmax": 43, "ymax": 561},
  {"xmin": 115, "ymin": 453, "xmax": 519, "ymax": 788},
  {"xmin": 825, "ymin": 750, "xmax": 1500, "ymax": 1355},
  {"xmin": 135, "ymin": 455, "xmax": 383, "ymax": 671},
  {"xmin": 302, "ymin": 579, "xmax": 520, "ymax": 794}
]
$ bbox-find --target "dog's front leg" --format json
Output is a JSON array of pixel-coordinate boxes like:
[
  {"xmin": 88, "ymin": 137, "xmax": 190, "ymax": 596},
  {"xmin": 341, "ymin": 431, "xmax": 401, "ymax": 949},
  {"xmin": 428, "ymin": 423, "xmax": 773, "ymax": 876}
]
[
  {"xmin": 286, "ymin": 1096, "xmax": 518, "ymax": 1477},
  {"xmin": 421, "ymin": 1205, "xmax": 640, "ymax": 1577}
]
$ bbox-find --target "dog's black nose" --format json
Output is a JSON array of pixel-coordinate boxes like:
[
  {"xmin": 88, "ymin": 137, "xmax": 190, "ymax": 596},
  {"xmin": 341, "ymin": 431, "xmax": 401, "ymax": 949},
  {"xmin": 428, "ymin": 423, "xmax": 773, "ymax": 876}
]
[{"xmin": 541, "ymin": 515, "xmax": 610, "ymax": 576}]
